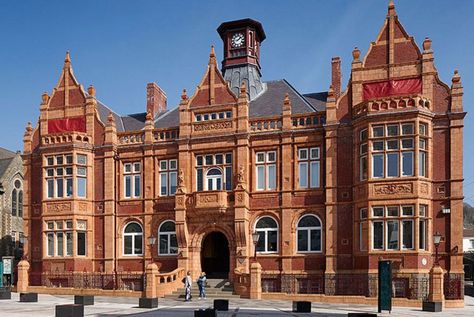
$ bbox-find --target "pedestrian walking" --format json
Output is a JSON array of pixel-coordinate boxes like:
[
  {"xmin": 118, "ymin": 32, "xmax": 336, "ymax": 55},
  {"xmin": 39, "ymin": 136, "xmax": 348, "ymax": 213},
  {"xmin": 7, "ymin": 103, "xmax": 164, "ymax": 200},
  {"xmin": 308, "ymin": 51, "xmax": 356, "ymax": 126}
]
[
  {"xmin": 184, "ymin": 271, "xmax": 192, "ymax": 301},
  {"xmin": 197, "ymin": 272, "xmax": 207, "ymax": 299}
]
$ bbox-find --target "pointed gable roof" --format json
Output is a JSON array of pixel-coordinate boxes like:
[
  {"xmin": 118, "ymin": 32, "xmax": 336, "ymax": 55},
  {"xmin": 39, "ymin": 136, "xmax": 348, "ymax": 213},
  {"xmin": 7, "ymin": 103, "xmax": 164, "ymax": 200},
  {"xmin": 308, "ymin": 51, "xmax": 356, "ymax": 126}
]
[
  {"xmin": 363, "ymin": 0, "xmax": 421, "ymax": 68},
  {"xmin": 189, "ymin": 46, "xmax": 238, "ymax": 107},
  {"xmin": 48, "ymin": 52, "xmax": 87, "ymax": 108}
]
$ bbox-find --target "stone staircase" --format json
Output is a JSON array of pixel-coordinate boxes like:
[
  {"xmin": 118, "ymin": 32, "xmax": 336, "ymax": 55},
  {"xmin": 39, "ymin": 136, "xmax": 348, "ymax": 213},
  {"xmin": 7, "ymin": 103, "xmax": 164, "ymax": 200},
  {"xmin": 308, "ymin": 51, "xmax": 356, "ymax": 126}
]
[{"xmin": 164, "ymin": 279, "xmax": 241, "ymax": 300}]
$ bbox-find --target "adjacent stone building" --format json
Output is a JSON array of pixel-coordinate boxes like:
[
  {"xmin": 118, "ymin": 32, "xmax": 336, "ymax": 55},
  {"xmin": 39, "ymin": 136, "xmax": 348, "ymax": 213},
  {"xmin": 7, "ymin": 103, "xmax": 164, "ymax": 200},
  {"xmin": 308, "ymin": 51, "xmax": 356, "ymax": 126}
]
[
  {"xmin": 22, "ymin": 2, "xmax": 465, "ymax": 302},
  {"xmin": 0, "ymin": 147, "xmax": 24, "ymax": 259}
]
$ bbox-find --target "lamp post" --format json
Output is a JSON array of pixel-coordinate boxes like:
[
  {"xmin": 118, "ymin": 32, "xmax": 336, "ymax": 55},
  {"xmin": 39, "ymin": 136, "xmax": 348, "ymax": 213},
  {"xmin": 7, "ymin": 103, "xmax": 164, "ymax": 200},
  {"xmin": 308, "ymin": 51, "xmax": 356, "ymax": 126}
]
[
  {"xmin": 433, "ymin": 231, "xmax": 442, "ymax": 266},
  {"xmin": 251, "ymin": 231, "xmax": 260, "ymax": 262}
]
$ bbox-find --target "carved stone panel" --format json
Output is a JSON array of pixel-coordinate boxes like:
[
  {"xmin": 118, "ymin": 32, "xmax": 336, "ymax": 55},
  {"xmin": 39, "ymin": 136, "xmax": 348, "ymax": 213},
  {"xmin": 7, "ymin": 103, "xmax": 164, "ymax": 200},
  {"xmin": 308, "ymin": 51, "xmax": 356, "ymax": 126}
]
[
  {"xmin": 46, "ymin": 202, "xmax": 71, "ymax": 213},
  {"xmin": 193, "ymin": 121, "xmax": 232, "ymax": 132},
  {"xmin": 194, "ymin": 191, "xmax": 228, "ymax": 210},
  {"xmin": 373, "ymin": 183, "xmax": 413, "ymax": 195}
]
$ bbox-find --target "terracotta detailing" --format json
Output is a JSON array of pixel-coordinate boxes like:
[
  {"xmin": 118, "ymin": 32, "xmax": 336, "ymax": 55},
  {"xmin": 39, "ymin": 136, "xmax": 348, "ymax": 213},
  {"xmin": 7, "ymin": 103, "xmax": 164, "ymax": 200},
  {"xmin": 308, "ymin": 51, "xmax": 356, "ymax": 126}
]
[{"xmin": 362, "ymin": 78, "xmax": 422, "ymax": 101}]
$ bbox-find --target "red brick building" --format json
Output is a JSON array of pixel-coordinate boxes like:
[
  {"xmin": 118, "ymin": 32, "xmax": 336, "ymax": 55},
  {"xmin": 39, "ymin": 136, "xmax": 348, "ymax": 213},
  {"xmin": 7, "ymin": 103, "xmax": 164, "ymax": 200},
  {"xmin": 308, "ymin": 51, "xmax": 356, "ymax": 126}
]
[{"xmin": 22, "ymin": 2, "xmax": 465, "ymax": 301}]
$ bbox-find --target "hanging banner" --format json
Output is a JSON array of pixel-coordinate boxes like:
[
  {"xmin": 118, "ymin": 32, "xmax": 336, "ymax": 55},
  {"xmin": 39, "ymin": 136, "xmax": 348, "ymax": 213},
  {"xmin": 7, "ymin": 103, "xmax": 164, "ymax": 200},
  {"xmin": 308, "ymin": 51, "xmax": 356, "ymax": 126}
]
[
  {"xmin": 48, "ymin": 117, "xmax": 86, "ymax": 133},
  {"xmin": 363, "ymin": 78, "xmax": 422, "ymax": 101}
]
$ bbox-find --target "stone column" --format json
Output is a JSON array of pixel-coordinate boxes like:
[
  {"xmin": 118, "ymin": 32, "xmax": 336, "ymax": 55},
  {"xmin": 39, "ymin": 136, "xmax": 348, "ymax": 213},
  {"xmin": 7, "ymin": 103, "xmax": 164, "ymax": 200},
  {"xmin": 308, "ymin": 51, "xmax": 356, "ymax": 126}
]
[
  {"xmin": 428, "ymin": 265, "xmax": 444, "ymax": 302},
  {"xmin": 16, "ymin": 260, "xmax": 30, "ymax": 293},
  {"xmin": 145, "ymin": 263, "xmax": 159, "ymax": 298},
  {"xmin": 249, "ymin": 262, "xmax": 262, "ymax": 299}
]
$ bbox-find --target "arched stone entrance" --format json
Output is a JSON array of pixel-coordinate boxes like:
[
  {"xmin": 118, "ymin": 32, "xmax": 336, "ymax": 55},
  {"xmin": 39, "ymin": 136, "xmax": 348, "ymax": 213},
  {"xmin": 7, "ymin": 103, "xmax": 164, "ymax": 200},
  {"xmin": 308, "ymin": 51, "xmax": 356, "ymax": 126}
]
[{"xmin": 201, "ymin": 231, "xmax": 230, "ymax": 278}]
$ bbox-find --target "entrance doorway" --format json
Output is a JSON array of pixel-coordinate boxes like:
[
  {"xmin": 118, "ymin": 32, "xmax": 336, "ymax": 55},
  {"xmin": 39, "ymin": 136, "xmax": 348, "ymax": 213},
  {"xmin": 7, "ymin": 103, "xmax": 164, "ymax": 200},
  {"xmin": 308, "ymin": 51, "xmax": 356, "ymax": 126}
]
[{"xmin": 201, "ymin": 232, "xmax": 229, "ymax": 278}]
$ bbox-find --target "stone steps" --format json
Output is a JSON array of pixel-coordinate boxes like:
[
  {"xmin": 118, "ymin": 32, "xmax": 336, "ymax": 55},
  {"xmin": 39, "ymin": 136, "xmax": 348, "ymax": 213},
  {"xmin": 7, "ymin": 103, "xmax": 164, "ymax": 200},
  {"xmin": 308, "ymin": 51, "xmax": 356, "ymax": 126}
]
[{"xmin": 164, "ymin": 278, "xmax": 241, "ymax": 300}]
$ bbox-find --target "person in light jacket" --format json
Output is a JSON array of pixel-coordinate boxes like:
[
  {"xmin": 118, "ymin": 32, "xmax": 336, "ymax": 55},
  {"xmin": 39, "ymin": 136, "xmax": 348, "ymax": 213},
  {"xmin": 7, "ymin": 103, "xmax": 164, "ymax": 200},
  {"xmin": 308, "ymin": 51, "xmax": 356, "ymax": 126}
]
[{"xmin": 184, "ymin": 271, "xmax": 192, "ymax": 301}]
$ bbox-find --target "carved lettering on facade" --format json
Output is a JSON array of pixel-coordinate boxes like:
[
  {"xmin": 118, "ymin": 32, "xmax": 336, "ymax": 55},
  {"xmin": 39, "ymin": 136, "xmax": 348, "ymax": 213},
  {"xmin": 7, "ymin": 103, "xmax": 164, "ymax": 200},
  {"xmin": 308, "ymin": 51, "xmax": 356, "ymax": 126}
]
[
  {"xmin": 373, "ymin": 183, "xmax": 412, "ymax": 195},
  {"xmin": 47, "ymin": 202, "xmax": 71, "ymax": 213},
  {"xmin": 194, "ymin": 121, "xmax": 232, "ymax": 132}
]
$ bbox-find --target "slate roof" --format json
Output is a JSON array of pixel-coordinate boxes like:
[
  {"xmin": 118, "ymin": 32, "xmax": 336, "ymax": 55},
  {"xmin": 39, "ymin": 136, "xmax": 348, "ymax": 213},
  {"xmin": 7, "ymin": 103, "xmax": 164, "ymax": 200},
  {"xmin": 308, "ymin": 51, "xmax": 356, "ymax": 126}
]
[
  {"xmin": 465, "ymin": 228, "xmax": 474, "ymax": 238},
  {"xmin": 0, "ymin": 147, "xmax": 16, "ymax": 160},
  {"xmin": 95, "ymin": 79, "xmax": 327, "ymax": 131},
  {"xmin": 302, "ymin": 92, "xmax": 328, "ymax": 112},
  {"xmin": 249, "ymin": 80, "xmax": 319, "ymax": 118},
  {"xmin": 0, "ymin": 148, "xmax": 16, "ymax": 178}
]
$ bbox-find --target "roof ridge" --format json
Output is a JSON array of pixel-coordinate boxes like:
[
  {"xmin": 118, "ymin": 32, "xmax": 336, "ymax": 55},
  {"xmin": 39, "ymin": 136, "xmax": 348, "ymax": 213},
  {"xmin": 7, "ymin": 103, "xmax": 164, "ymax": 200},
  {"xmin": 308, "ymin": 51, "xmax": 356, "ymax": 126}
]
[
  {"xmin": 154, "ymin": 106, "xmax": 178, "ymax": 124},
  {"xmin": 281, "ymin": 79, "xmax": 317, "ymax": 112}
]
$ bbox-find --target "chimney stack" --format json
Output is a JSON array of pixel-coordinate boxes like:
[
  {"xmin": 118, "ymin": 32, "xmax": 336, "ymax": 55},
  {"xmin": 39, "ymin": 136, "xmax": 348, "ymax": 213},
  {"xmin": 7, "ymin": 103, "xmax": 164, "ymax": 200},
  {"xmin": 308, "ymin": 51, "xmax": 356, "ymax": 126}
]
[
  {"xmin": 146, "ymin": 82, "xmax": 167, "ymax": 118},
  {"xmin": 331, "ymin": 57, "xmax": 342, "ymax": 98}
]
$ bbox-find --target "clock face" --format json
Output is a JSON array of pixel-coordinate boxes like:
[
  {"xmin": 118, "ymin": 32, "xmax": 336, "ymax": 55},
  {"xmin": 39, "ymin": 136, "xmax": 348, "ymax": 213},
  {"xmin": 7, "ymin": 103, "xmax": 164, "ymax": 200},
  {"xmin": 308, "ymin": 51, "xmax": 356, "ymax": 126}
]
[{"xmin": 231, "ymin": 32, "xmax": 245, "ymax": 48}]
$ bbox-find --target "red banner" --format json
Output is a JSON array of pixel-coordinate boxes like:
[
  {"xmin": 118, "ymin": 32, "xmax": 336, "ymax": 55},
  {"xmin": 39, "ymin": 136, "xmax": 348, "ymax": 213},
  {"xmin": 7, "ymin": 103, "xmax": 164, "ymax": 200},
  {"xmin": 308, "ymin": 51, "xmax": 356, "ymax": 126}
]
[
  {"xmin": 48, "ymin": 117, "xmax": 86, "ymax": 133},
  {"xmin": 363, "ymin": 78, "xmax": 422, "ymax": 101}
]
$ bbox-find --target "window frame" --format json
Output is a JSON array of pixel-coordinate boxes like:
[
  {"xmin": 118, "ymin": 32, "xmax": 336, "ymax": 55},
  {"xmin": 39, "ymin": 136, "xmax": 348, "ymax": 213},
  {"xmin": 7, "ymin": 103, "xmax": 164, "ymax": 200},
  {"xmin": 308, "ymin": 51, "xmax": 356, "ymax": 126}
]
[
  {"xmin": 123, "ymin": 222, "xmax": 144, "ymax": 256},
  {"xmin": 123, "ymin": 162, "xmax": 141, "ymax": 199},
  {"xmin": 158, "ymin": 220, "xmax": 178, "ymax": 256},
  {"xmin": 296, "ymin": 214, "xmax": 323, "ymax": 253},
  {"xmin": 255, "ymin": 151, "xmax": 277, "ymax": 191},
  {"xmin": 254, "ymin": 216, "xmax": 279, "ymax": 254}
]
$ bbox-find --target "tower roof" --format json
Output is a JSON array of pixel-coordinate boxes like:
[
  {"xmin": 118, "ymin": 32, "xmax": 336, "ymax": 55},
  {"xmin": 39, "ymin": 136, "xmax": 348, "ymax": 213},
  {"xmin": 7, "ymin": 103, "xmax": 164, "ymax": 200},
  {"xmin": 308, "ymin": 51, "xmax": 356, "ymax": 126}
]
[{"xmin": 217, "ymin": 18, "xmax": 266, "ymax": 41}]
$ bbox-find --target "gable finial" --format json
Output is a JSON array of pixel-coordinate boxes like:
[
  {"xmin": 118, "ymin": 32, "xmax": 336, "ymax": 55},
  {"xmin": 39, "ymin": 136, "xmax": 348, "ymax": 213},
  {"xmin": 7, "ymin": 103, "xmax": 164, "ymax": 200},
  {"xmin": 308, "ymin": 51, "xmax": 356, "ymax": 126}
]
[
  {"xmin": 64, "ymin": 51, "xmax": 71, "ymax": 66},
  {"xmin": 388, "ymin": 0, "xmax": 396, "ymax": 16},
  {"xmin": 209, "ymin": 45, "xmax": 217, "ymax": 66}
]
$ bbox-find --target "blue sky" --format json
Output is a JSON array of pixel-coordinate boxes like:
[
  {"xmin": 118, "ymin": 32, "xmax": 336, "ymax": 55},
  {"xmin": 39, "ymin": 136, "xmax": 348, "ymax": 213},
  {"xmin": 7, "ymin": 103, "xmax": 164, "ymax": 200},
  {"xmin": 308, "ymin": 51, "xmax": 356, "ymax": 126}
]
[{"xmin": 1, "ymin": 0, "xmax": 473, "ymax": 201}]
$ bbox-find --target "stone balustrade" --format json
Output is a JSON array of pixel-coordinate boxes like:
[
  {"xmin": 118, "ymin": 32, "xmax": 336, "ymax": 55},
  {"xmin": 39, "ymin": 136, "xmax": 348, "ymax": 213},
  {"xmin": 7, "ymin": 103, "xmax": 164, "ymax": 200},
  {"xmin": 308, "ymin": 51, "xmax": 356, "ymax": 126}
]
[
  {"xmin": 42, "ymin": 132, "xmax": 91, "ymax": 145},
  {"xmin": 353, "ymin": 95, "xmax": 431, "ymax": 118}
]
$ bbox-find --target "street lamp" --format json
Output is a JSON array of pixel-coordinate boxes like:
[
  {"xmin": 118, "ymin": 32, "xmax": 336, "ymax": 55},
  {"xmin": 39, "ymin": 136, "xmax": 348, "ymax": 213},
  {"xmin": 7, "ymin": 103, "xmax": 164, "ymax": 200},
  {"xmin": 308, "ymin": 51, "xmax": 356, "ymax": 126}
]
[
  {"xmin": 433, "ymin": 232, "xmax": 442, "ymax": 266},
  {"xmin": 251, "ymin": 231, "xmax": 260, "ymax": 262},
  {"xmin": 19, "ymin": 235, "xmax": 28, "ymax": 260},
  {"xmin": 148, "ymin": 235, "xmax": 157, "ymax": 259}
]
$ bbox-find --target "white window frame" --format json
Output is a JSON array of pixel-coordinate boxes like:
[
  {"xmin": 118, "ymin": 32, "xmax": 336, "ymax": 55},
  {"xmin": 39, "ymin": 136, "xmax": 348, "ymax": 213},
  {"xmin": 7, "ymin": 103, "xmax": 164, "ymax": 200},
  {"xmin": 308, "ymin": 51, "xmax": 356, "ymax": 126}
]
[
  {"xmin": 123, "ymin": 222, "xmax": 143, "ymax": 256},
  {"xmin": 205, "ymin": 167, "xmax": 223, "ymax": 191},
  {"xmin": 254, "ymin": 216, "xmax": 279, "ymax": 254},
  {"xmin": 158, "ymin": 220, "xmax": 178, "ymax": 256},
  {"xmin": 296, "ymin": 214, "xmax": 323, "ymax": 253},
  {"xmin": 298, "ymin": 147, "xmax": 320, "ymax": 189},
  {"xmin": 255, "ymin": 151, "xmax": 277, "ymax": 191},
  {"xmin": 124, "ymin": 162, "xmax": 141, "ymax": 199},
  {"xmin": 159, "ymin": 159, "xmax": 178, "ymax": 196}
]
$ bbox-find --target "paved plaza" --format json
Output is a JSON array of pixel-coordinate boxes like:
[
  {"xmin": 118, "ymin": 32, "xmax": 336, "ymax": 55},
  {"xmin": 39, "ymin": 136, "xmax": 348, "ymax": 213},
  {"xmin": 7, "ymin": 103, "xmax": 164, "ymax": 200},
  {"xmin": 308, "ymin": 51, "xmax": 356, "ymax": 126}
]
[{"xmin": 0, "ymin": 289, "xmax": 473, "ymax": 317}]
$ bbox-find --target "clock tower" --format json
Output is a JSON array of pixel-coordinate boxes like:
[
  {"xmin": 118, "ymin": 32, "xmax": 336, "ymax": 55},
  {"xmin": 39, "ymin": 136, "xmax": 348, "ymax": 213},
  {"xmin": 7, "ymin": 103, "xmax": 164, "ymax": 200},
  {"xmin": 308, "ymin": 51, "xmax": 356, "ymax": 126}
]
[{"xmin": 217, "ymin": 18, "xmax": 266, "ymax": 100}]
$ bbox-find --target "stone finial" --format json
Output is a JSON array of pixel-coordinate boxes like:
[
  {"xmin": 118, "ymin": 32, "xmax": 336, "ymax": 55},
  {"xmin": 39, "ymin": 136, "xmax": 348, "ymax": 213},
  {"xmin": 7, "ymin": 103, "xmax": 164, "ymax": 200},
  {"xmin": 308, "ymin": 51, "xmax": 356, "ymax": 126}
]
[
  {"xmin": 88, "ymin": 84, "xmax": 96, "ymax": 97},
  {"xmin": 181, "ymin": 88, "xmax": 187, "ymax": 100},
  {"xmin": 327, "ymin": 85, "xmax": 335, "ymax": 99},
  {"xmin": 65, "ymin": 51, "xmax": 71, "ymax": 63},
  {"xmin": 352, "ymin": 47, "xmax": 361, "ymax": 61},
  {"xmin": 283, "ymin": 93, "xmax": 291, "ymax": 112},
  {"xmin": 239, "ymin": 81, "xmax": 247, "ymax": 97},
  {"xmin": 208, "ymin": 45, "xmax": 217, "ymax": 66},
  {"xmin": 25, "ymin": 122, "xmax": 33, "ymax": 134},
  {"xmin": 423, "ymin": 37, "xmax": 432, "ymax": 52},
  {"xmin": 41, "ymin": 92, "xmax": 50, "ymax": 104},
  {"xmin": 107, "ymin": 111, "xmax": 115, "ymax": 124},
  {"xmin": 452, "ymin": 69, "xmax": 461, "ymax": 84},
  {"xmin": 146, "ymin": 110, "xmax": 153, "ymax": 122}
]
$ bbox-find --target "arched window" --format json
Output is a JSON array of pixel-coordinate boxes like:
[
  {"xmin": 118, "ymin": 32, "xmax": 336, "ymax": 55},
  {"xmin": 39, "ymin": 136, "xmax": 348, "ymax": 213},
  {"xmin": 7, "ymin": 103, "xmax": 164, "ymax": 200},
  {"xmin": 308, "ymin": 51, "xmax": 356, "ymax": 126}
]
[
  {"xmin": 12, "ymin": 189, "xmax": 17, "ymax": 216},
  {"xmin": 255, "ymin": 216, "xmax": 278, "ymax": 253},
  {"xmin": 158, "ymin": 221, "xmax": 178, "ymax": 255},
  {"xmin": 18, "ymin": 190, "xmax": 23, "ymax": 217},
  {"xmin": 123, "ymin": 222, "xmax": 143, "ymax": 256},
  {"xmin": 206, "ymin": 168, "xmax": 223, "ymax": 191},
  {"xmin": 297, "ymin": 215, "xmax": 322, "ymax": 252}
]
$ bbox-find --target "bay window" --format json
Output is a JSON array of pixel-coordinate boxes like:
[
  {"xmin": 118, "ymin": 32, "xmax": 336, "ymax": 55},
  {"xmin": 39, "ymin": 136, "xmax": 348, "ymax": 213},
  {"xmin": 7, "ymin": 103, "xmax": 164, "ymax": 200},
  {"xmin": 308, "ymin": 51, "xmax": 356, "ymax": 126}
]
[
  {"xmin": 45, "ymin": 153, "xmax": 87, "ymax": 199},
  {"xmin": 45, "ymin": 220, "xmax": 86, "ymax": 257},
  {"xmin": 369, "ymin": 205, "xmax": 419, "ymax": 251}
]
